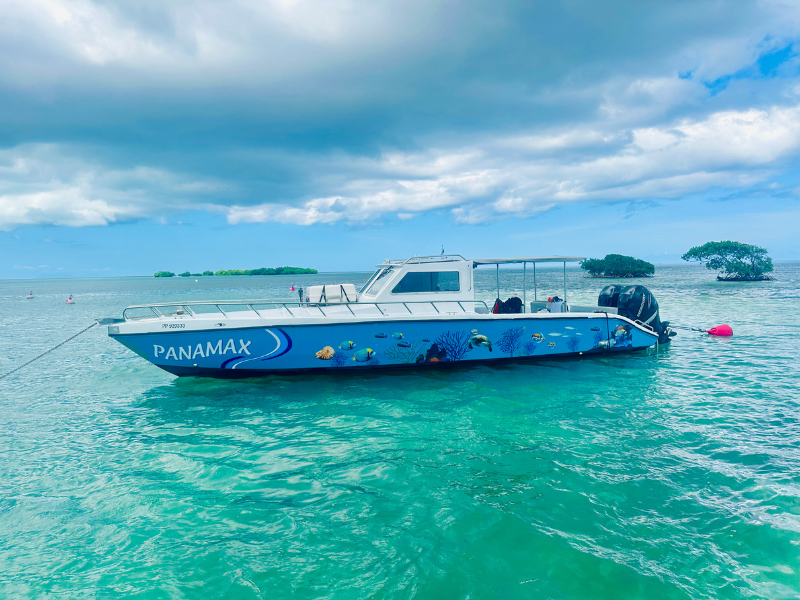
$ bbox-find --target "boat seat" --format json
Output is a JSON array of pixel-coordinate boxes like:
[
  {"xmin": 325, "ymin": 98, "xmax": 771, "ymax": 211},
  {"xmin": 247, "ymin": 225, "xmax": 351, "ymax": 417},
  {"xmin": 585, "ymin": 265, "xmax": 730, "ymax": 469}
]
[{"xmin": 305, "ymin": 284, "xmax": 358, "ymax": 304}]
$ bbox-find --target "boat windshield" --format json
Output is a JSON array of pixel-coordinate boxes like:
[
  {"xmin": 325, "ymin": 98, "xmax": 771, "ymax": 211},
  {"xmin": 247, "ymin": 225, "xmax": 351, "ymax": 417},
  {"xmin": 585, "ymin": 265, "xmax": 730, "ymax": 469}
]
[
  {"xmin": 361, "ymin": 267, "xmax": 393, "ymax": 295},
  {"xmin": 359, "ymin": 269, "xmax": 383, "ymax": 294}
]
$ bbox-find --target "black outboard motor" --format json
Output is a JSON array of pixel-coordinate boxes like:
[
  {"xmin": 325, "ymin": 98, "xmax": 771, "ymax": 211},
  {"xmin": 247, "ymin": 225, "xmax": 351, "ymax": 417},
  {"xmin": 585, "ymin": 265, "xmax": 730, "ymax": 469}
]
[
  {"xmin": 598, "ymin": 285, "xmax": 622, "ymax": 307},
  {"xmin": 598, "ymin": 285, "xmax": 675, "ymax": 344}
]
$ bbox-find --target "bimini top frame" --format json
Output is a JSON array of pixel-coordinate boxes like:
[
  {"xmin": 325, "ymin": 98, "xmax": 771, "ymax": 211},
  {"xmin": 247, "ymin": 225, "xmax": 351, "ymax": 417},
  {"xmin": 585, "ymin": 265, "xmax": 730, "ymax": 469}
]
[
  {"xmin": 471, "ymin": 255, "xmax": 585, "ymax": 310},
  {"xmin": 372, "ymin": 254, "xmax": 585, "ymax": 310},
  {"xmin": 471, "ymin": 256, "xmax": 585, "ymax": 265}
]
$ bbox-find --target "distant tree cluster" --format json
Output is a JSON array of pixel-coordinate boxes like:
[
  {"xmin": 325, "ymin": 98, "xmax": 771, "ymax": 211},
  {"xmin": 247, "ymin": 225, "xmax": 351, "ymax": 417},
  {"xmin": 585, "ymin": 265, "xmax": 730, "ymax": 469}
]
[
  {"xmin": 682, "ymin": 241, "xmax": 774, "ymax": 281},
  {"xmin": 213, "ymin": 267, "xmax": 318, "ymax": 276},
  {"xmin": 154, "ymin": 267, "xmax": 317, "ymax": 278},
  {"xmin": 580, "ymin": 254, "xmax": 655, "ymax": 278}
]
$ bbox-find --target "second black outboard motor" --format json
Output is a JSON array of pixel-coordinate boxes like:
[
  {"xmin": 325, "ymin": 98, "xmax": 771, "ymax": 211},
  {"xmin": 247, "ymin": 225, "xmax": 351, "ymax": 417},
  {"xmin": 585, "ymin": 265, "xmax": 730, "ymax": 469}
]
[{"xmin": 598, "ymin": 284, "xmax": 674, "ymax": 344}]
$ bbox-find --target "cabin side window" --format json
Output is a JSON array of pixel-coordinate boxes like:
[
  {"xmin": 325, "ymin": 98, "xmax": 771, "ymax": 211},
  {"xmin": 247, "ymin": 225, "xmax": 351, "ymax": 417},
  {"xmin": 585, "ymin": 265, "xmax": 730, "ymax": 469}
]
[{"xmin": 391, "ymin": 271, "xmax": 460, "ymax": 294}]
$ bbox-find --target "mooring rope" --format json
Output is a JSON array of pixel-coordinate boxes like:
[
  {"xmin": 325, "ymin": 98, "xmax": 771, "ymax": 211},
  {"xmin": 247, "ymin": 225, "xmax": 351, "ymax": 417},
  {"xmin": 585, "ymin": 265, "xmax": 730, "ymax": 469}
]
[
  {"xmin": 0, "ymin": 321, "xmax": 98, "ymax": 381},
  {"xmin": 669, "ymin": 325, "xmax": 707, "ymax": 332}
]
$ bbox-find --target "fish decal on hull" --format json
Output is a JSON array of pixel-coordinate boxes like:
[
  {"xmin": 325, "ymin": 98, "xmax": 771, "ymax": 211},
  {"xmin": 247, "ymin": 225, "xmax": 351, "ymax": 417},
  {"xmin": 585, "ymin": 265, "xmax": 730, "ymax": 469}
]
[
  {"xmin": 392, "ymin": 333, "xmax": 404, "ymax": 340},
  {"xmin": 353, "ymin": 348, "xmax": 376, "ymax": 362},
  {"xmin": 339, "ymin": 341, "xmax": 355, "ymax": 350},
  {"xmin": 375, "ymin": 333, "xmax": 388, "ymax": 339}
]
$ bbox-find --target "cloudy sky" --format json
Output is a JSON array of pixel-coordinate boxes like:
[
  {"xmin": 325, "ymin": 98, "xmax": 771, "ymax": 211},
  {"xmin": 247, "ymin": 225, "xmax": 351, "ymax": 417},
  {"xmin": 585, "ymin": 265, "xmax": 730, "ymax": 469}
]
[{"xmin": 2, "ymin": 0, "xmax": 800, "ymax": 277}]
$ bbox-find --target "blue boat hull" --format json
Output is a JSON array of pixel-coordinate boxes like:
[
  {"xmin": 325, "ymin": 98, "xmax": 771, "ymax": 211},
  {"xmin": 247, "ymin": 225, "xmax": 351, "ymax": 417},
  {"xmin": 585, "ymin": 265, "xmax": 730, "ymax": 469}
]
[{"xmin": 110, "ymin": 315, "xmax": 657, "ymax": 378}]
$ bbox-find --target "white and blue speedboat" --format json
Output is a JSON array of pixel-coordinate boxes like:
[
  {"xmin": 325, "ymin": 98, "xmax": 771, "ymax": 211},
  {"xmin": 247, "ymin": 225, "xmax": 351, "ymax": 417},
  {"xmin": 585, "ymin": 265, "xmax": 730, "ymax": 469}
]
[{"xmin": 108, "ymin": 255, "xmax": 674, "ymax": 377}]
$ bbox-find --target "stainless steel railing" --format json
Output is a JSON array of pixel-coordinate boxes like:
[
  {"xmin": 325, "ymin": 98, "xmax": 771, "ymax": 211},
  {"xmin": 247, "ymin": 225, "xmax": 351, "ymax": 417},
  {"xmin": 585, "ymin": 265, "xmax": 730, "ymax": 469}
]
[{"xmin": 122, "ymin": 299, "xmax": 492, "ymax": 321}]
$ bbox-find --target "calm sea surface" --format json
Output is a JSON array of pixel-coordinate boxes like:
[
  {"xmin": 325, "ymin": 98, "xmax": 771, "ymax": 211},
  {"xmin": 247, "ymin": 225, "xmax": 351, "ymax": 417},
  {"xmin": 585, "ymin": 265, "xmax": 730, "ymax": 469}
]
[{"xmin": 1, "ymin": 263, "xmax": 799, "ymax": 599}]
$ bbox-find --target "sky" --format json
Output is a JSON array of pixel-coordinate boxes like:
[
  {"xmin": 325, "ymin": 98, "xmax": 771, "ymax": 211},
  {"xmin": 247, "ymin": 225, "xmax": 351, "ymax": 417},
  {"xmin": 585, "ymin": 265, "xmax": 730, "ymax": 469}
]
[{"xmin": 2, "ymin": 0, "xmax": 800, "ymax": 277}]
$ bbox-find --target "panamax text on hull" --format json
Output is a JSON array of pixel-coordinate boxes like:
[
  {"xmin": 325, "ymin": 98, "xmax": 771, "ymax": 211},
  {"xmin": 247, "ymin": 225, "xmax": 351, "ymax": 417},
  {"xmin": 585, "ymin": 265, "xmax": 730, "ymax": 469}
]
[{"xmin": 107, "ymin": 254, "xmax": 675, "ymax": 378}]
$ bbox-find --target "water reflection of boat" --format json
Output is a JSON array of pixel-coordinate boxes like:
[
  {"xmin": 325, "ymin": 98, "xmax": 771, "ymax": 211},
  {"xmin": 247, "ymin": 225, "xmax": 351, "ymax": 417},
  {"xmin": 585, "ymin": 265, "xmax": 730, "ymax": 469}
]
[{"xmin": 107, "ymin": 255, "xmax": 673, "ymax": 378}]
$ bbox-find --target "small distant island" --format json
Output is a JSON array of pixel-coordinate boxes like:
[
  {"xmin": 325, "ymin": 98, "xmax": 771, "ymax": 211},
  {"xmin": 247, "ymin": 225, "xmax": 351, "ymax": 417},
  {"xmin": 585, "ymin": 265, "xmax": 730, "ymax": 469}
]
[
  {"xmin": 682, "ymin": 241, "xmax": 774, "ymax": 281},
  {"xmin": 154, "ymin": 267, "xmax": 317, "ymax": 278},
  {"xmin": 580, "ymin": 254, "xmax": 655, "ymax": 278}
]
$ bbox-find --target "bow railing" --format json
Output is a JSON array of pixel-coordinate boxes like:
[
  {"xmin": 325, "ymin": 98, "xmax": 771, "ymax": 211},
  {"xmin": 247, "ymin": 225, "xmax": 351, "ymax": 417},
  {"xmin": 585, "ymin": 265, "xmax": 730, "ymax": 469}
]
[{"xmin": 122, "ymin": 299, "xmax": 492, "ymax": 321}]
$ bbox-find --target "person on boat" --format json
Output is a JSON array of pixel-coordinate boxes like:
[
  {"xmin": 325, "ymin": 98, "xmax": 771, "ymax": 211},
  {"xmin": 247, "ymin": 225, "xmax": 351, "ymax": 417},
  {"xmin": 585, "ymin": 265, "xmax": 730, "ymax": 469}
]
[{"xmin": 66, "ymin": 295, "xmax": 74, "ymax": 304}]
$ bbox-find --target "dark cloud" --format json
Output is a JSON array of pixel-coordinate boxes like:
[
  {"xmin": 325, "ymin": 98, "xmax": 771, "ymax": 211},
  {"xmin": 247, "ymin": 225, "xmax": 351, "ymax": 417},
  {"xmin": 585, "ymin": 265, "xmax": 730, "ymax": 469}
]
[{"xmin": 1, "ymin": 0, "xmax": 800, "ymax": 228}]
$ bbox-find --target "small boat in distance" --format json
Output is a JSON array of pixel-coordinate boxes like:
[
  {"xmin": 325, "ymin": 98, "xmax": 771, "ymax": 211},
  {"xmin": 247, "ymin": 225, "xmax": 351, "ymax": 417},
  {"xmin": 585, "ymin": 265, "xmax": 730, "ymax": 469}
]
[
  {"xmin": 26, "ymin": 292, "xmax": 33, "ymax": 300},
  {"xmin": 66, "ymin": 296, "xmax": 75, "ymax": 304},
  {"xmin": 106, "ymin": 254, "xmax": 675, "ymax": 378}
]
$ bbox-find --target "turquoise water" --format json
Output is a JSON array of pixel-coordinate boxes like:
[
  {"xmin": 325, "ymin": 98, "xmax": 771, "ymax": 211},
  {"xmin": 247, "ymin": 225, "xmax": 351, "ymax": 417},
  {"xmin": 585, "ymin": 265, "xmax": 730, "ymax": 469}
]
[{"xmin": 1, "ymin": 264, "xmax": 799, "ymax": 598}]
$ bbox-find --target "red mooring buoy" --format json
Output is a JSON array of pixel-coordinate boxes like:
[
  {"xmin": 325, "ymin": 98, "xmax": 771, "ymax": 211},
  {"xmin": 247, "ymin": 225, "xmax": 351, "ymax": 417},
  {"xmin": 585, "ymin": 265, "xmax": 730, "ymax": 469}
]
[{"xmin": 707, "ymin": 324, "xmax": 733, "ymax": 336}]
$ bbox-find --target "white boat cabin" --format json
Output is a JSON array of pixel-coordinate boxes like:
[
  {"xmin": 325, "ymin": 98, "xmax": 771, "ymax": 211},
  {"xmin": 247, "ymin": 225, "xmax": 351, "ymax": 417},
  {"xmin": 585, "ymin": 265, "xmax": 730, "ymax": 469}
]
[
  {"xmin": 302, "ymin": 254, "xmax": 589, "ymax": 312},
  {"xmin": 357, "ymin": 255, "xmax": 475, "ymax": 304}
]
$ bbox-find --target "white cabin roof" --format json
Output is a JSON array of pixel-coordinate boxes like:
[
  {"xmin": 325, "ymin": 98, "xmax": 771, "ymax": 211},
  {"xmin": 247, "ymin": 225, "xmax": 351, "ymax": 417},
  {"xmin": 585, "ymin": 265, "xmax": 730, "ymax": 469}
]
[{"xmin": 376, "ymin": 255, "xmax": 467, "ymax": 267}]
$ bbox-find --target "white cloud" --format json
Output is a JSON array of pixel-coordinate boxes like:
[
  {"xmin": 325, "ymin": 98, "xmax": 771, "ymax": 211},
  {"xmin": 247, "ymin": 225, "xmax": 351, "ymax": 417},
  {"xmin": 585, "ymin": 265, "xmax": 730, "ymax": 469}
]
[
  {"xmin": 3, "ymin": 102, "xmax": 800, "ymax": 230},
  {"xmin": 222, "ymin": 103, "xmax": 800, "ymax": 226},
  {"xmin": 0, "ymin": 144, "xmax": 226, "ymax": 229},
  {"xmin": 0, "ymin": 188, "xmax": 136, "ymax": 229},
  {"xmin": 2, "ymin": 1, "xmax": 800, "ymax": 232}
]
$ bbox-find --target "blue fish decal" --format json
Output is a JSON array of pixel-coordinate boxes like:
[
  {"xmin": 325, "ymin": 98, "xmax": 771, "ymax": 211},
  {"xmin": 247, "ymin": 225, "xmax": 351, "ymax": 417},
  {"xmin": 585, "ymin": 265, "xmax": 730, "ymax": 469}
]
[
  {"xmin": 397, "ymin": 341, "xmax": 411, "ymax": 348},
  {"xmin": 392, "ymin": 332, "xmax": 403, "ymax": 340},
  {"xmin": 375, "ymin": 333, "xmax": 388, "ymax": 339},
  {"xmin": 339, "ymin": 340, "xmax": 355, "ymax": 350},
  {"xmin": 353, "ymin": 348, "xmax": 376, "ymax": 362},
  {"xmin": 422, "ymin": 338, "xmax": 430, "ymax": 342}
]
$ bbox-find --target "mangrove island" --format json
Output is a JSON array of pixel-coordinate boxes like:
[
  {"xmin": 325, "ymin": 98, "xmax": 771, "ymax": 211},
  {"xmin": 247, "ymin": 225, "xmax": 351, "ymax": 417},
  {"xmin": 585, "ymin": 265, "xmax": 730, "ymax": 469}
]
[
  {"xmin": 154, "ymin": 267, "xmax": 318, "ymax": 277},
  {"xmin": 682, "ymin": 241, "xmax": 774, "ymax": 281},
  {"xmin": 580, "ymin": 254, "xmax": 655, "ymax": 278}
]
